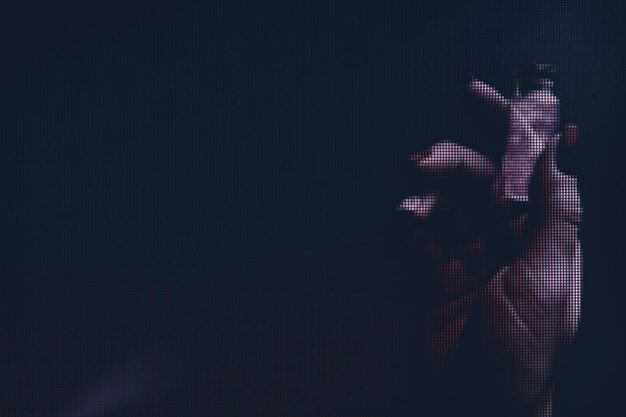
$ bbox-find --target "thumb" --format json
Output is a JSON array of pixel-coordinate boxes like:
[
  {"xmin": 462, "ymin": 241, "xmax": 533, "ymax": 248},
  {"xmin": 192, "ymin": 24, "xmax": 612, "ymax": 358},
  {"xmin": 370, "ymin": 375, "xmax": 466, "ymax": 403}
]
[
  {"xmin": 528, "ymin": 134, "xmax": 582, "ymax": 225},
  {"xmin": 529, "ymin": 134, "xmax": 559, "ymax": 204}
]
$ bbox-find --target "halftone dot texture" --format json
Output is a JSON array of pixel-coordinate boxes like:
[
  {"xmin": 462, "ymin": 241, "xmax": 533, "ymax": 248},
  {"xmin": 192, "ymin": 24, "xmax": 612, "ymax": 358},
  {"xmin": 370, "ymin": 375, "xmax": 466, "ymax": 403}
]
[{"xmin": 412, "ymin": 70, "xmax": 582, "ymax": 416}]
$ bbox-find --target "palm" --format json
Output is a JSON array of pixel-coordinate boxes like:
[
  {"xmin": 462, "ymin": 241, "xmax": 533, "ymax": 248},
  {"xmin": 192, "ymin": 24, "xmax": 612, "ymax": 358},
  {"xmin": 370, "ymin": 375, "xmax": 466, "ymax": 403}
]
[{"xmin": 408, "ymin": 161, "xmax": 520, "ymax": 298}]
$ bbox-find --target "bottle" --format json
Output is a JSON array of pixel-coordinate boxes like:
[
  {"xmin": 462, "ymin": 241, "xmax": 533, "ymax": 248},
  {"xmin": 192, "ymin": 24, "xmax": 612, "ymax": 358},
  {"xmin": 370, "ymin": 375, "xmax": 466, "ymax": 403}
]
[{"xmin": 502, "ymin": 63, "xmax": 560, "ymax": 202}]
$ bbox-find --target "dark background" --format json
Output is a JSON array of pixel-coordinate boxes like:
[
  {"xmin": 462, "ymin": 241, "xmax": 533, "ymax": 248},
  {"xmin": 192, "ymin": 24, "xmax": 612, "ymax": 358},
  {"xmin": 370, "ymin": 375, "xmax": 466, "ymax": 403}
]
[{"xmin": 0, "ymin": 1, "xmax": 623, "ymax": 416}]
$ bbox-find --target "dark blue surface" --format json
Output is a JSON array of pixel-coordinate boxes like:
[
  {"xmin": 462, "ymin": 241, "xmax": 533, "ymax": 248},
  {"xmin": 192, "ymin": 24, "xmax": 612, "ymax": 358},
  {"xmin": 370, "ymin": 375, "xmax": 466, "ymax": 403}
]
[{"xmin": 0, "ymin": 1, "xmax": 623, "ymax": 415}]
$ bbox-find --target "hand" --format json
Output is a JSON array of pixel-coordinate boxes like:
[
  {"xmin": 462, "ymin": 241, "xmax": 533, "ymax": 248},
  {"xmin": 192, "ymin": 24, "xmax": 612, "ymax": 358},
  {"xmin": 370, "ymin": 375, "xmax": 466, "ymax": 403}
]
[{"xmin": 398, "ymin": 76, "xmax": 582, "ymax": 416}]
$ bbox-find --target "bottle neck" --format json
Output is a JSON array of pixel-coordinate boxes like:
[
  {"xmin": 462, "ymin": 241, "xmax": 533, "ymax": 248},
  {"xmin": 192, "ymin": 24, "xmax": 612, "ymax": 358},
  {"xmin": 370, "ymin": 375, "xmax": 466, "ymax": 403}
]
[{"xmin": 515, "ymin": 77, "xmax": 555, "ymax": 96}]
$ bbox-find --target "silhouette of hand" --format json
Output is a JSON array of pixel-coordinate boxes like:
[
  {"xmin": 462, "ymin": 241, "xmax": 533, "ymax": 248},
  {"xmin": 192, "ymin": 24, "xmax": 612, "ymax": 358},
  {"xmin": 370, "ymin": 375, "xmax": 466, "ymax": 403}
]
[{"xmin": 398, "ymin": 76, "xmax": 581, "ymax": 416}]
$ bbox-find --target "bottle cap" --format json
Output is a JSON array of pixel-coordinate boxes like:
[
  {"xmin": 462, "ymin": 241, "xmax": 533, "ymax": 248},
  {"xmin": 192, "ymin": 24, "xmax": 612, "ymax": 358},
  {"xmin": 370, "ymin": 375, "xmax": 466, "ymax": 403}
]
[{"xmin": 515, "ymin": 62, "xmax": 558, "ymax": 94}]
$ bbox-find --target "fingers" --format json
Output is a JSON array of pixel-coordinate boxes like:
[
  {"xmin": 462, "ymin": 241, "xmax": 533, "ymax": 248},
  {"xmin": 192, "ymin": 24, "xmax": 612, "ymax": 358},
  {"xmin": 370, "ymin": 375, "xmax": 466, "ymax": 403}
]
[
  {"xmin": 403, "ymin": 142, "xmax": 501, "ymax": 235},
  {"xmin": 397, "ymin": 194, "xmax": 439, "ymax": 218},
  {"xmin": 468, "ymin": 75, "xmax": 509, "ymax": 115},
  {"xmin": 409, "ymin": 141, "xmax": 497, "ymax": 182}
]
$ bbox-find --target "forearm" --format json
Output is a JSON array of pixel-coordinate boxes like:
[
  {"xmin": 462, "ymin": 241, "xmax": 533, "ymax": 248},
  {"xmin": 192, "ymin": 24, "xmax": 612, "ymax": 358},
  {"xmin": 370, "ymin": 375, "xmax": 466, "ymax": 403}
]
[
  {"xmin": 504, "ymin": 222, "xmax": 581, "ymax": 348},
  {"xmin": 478, "ymin": 224, "xmax": 581, "ymax": 412}
]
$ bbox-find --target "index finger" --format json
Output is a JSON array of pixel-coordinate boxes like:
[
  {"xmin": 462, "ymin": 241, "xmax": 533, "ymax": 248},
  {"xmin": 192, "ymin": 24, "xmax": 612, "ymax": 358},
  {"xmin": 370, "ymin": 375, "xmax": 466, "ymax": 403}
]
[
  {"xmin": 468, "ymin": 75, "xmax": 510, "ymax": 115},
  {"xmin": 411, "ymin": 141, "xmax": 497, "ymax": 182}
]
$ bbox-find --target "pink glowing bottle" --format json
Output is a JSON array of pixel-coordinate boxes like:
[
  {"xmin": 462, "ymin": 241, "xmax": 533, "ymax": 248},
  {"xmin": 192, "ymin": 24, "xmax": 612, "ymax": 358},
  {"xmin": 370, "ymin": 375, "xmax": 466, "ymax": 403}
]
[{"xmin": 502, "ymin": 63, "xmax": 560, "ymax": 202}]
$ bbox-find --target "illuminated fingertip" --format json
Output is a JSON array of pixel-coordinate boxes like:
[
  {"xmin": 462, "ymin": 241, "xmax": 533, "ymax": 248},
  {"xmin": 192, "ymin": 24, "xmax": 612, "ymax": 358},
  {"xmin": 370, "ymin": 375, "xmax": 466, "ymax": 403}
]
[
  {"xmin": 397, "ymin": 195, "xmax": 437, "ymax": 217},
  {"xmin": 408, "ymin": 149, "xmax": 433, "ymax": 166},
  {"xmin": 397, "ymin": 196, "xmax": 419, "ymax": 211}
]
